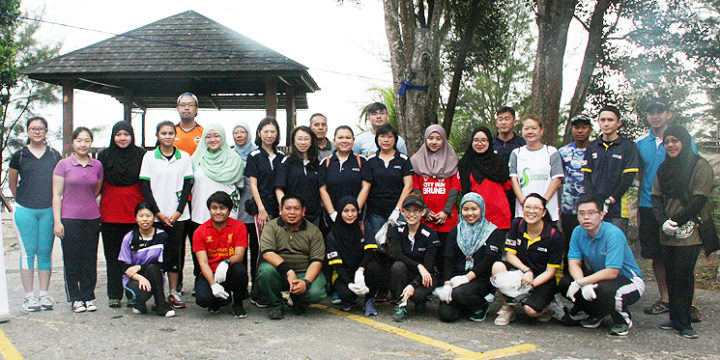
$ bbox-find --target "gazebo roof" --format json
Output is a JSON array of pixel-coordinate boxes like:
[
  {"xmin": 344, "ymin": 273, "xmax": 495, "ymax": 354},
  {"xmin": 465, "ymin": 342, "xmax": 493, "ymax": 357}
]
[{"xmin": 23, "ymin": 10, "xmax": 319, "ymax": 110}]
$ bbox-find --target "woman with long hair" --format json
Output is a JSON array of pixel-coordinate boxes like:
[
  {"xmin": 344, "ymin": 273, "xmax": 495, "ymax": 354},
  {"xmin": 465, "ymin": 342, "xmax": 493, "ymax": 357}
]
[{"xmin": 275, "ymin": 125, "xmax": 322, "ymax": 224}]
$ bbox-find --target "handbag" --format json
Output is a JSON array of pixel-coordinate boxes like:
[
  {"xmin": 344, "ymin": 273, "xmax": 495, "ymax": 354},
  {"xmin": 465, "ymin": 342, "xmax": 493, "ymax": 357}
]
[
  {"xmin": 244, "ymin": 199, "xmax": 259, "ymax": 216},
  {"xmin": 698, "ymin": 215, "xmax": 720, "ymax": 256}
]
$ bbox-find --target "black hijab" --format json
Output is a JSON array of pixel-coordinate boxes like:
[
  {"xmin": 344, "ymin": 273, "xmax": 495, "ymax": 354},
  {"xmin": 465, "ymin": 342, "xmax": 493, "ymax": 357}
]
[
  {"xmin": 657, "ymin": 126, "xmax": 700, "ymax": 199},
  {"xmin": 98, "ymin": 121, "xmax": 146, "ymax": 187},
  {"xmin": 458, "ymin": 126, "xmax": 510, "ymax": 194},
  {"xmin": 330, "ymin": 196, "xmax": 365, "ymax": 268}
]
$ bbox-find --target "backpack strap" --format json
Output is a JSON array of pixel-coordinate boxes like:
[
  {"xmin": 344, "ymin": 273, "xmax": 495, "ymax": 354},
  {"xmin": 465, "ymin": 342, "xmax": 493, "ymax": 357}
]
[{"xmin": 356, "ymin": 154, "xmax": 362, "ymax": 169}]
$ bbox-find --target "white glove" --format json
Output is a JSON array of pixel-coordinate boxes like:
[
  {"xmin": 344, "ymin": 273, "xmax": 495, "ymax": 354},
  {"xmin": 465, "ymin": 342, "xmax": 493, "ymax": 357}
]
[
  {"xmin": 348, "ymin": 282, "xmax": 369, "ymax": 295},
  {"xmin": 603, "ymin": 198, "xmax": 612, "ymax": 214},
  {"xmin": 211, "ymin": 283, "xmax": 229, "ymax": 299},
  {"xmin": 566, "ymin": 280, "xmax": 582, "ymax": 302},
  {"xmin": 662, "ymin": 219, "xmax": 679, "ymax": 236},
  {"xmin": 434, "ymin": 284, "xmax": 452, "ymax": 303},
  {"xmin": 581, "ymin": 283, "xmax": 598, "ymax": 301},
  {"xmin": 449, "ymin": 275, "xmax": 470, "ymax": 288},
  {"xmin": 388, "ymin": 208, "xmax": 401, "ymax": 226},
  {"xmin": 214, "ymin": 260, "xmax": 229, "ymax": 284},
  {"xmin": 354, "ymin": 269, "xmax": 366, "ymax": 289},
  {"xmin": 329, "ymin": 211, "xmax": 338, "ymax": 223}
]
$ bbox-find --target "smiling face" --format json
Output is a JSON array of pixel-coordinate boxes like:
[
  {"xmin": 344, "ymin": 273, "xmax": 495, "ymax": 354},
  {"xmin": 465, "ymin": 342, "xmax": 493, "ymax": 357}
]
[
  {"xmin": 205, "ymin": 130, "xmax": 222, "ymax": 151},
  {"xmin": 461, "ymin": 201, "xmax": 482, "ymax": 225},
  {"xmin": 334, "ymin": 128, "xmax": 354, "ymax": 153},
  {"xmin": 27, "ymin": 119, "xmax": 47, "ymax": 145},
  {"xmin": 72, "ymin": 130, "xmax": 93, "ymax": 156},
  {"xmin": 664, "ymin": 135, "xmax": 683, "ymax": 158},
  {"xmin": 522, "ymin": 119, "xmax": 543, "ymax": 145},
  {"xmin": 401, "ymin": 204, "xmax": 425, "ymax": 226},
  {"xmin": 259, "ymin": 124, "xmax": 278, "ymax": 147},
  {"xmin": 341, "ymin": 203, "xmax": 358, "ymax": 225},
  {"xmin": 135, "ymin": 208, "xmax": 155, "ymax": 232},
  {"xmin": 176, "ymin": 97, "xmax": 198, "ymax": 122},
  {"xmin": 114, "ymin": 129, "xmax": 132, "ymax": 149},
  {"xmin": 157, "ymin": 125, "xmax": 176, "ymax": 148},
  {"xmin": 233, "ymin": 126, "xmax": 248, "ymax": 147},
  {"xmin": 368, "ymin": 109, "xmax": 389, "ymax": 128},
  {"xmin": 209, "ymin": 201, "xmax": 230, "ymax": 225},
  {"xmin": 522, "ymin": 196, "xmax": 546, "ymax": 225},
  {"xmin": 280, "ymin": 198, "xmax": 305, "ymax": 226},
  {"xmin": 293, "ymin": 129, "xmax": 312, "ymax": 155},
  {"xmin": 571, "ymin": 123, "xmax": 592, "ymax": 143},
  {"xmin": 426, "ymin": 132, "xmax": 443, "ymax": 152},
  {"xmin": 472, "ymin": 131, "xmax": 490, "ymax": 154},
  {"xmin": 378, "ymin": 133, "xmax": 396, "ymax": 151}
]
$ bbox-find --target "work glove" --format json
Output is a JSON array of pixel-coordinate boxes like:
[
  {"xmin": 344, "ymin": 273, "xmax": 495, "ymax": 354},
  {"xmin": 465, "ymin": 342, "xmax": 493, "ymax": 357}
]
[
  {"xmin": 662, "ymin": 219, "xmax": 679, "ymax": 236},
  {"xmin": 449, "ymin": 275, "xmax": 470, "ymax": 288},
  {"xmin": 354, "ymin": 269, "xmax": 366, "ymax": 289},
  {"xmin": 329, "ymin": 211, "xmax": 338, "ymax": 223},
  {"xmin": 214, "ymin": 260, "xmax": 230, "ymax": 284},
  {"xmin": 581, "ymin": 283, "xmax": 598, "ymax": 301},
  {"xmin": 566, "ymin": 280, "xmax": 582, "ymax": 302},
  {"xmin": 434, "ymin": 284, "xmax": 452, "ymax": 303},
  {"xmin": 211, "ymin": 283, "xmax": 229, "ymax": 299},
  {"xmin": 348, "ymin": 282, "xmax": 369, "ymax": 295},
  {"xmin": 388, "ymin": 208, "xmax": 401, "ymax": 226}
]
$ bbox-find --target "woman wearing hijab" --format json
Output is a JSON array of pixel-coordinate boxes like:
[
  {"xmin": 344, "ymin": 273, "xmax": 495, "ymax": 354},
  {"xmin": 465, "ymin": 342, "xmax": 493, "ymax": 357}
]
[
  {"xmin": 652, "ymin": 126, "xmax": 714, "ymax": 339},
  {"xmin": 437, "ymin": 192, "xmax": 504, "ymax": 323},
  {"xmin": 458, "ymin": 127, "xmax": 512, "ymax": 236},
  {"xmin": 98, "ymin": 121, "xmax": 147, "ymax": 308},
  {"xmin": 411, "ymin": 125, "xmax": 460, "ymax": 277},
  {"xmin": 326, "ymin": 196, "xmax": 383, "ymax": 315}
]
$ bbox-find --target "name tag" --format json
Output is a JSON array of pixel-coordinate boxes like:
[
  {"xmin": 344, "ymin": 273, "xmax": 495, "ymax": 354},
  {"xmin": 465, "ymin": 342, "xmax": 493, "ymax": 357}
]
[
  {"xmin": 393, "ymin": 165, "xmax": 402, "ymax": 169},
  {"xmin": 421, "ymin": 229, "xmax": 430, "ymax": 237},
  {"xmin": 327, "ymin": 251, "xmax": 338, "ymax": 259},
  {"xmin": 489, "ymin": 245, "xmax": 499, "ymax": 252},
  {"xmin": 505, "ymin": 239, "xmax": 517, "ymax": 246},
  {"xmin": 592, "ymin": 153, "xmax": 598, "ymax": 159},
  {"xmin": 612, "ymin": 154, "xmax": 622, "ymax": 159},
  {"xmin": 352, "ymin": 168, "xmax": 360, "ymax": 172},
  {"xmin": 537, "ymin": 247, "xmax": 548, "ymax": 253},
  {"xmin": 417, "ymin": 247, "xmax": 426, "ymax": 251}
]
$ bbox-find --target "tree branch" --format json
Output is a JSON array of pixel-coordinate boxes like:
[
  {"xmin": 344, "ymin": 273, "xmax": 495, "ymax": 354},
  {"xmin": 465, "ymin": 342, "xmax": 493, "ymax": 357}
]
[{"xmin": 573, "ymin": 14, "xmax": 590, "ymax": 32}]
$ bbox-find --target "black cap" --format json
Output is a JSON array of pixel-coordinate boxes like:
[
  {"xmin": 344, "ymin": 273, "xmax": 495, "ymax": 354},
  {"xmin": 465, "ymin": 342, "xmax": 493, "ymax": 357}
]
[
  {"xmin": 570, "ymin": 115, "xmax": 592, "ymax": 126},
  {"xmin": 646, "ymin": 101, "xmax": 668, "ymax": 113},
  {"xmin": 402, "ymin": 196, "xmax": 425, "ymax": 209}
]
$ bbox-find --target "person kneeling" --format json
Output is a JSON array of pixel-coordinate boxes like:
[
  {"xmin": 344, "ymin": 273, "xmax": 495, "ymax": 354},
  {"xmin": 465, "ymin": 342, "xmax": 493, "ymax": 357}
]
[
  {"xmin": 559, "ymin": 195, "xmax": 645, "ymax": 336},
  {"xmin": 193, "ymin": 192, "xmax": 249, "ymax": 318},
  {"xmin": 437, "ymin": 193, "xmax": 503, "ymax": 323},
  {"xmin": 257, "ymin": 194, "xmax": 327, "ymax": 320}
]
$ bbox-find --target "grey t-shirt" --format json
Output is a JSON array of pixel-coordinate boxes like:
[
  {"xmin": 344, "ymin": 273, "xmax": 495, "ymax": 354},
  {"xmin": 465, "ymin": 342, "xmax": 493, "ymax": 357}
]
[{"xmin": 9, "ymin": 146, "xmax": 61, "ymax": 209}]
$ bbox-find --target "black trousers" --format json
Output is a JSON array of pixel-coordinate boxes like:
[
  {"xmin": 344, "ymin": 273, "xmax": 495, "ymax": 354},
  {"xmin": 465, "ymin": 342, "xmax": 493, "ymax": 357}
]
[
  {"xmin": 195, "ymin": 262, "xmax": 248, "ymax": 309},
  {"xmin": 101, "ymin": 222, "xmax": 134, "ymax": 300},
  {"xmin": 61, "ymin": 218, "xmax": 100, "ymax": 302},
  {"xmin": 124, "ymin": 263, "xmax": 171, "ymax": 315},
  {"xmin": 662, "ymin": 244, "xmax": 701, "ymax": 331},
  {"xmin": 156, "ymin": 220, "xmax": 186, "ymax": 274},
  {"xmin": 389, "ymin": 261, "xmax": 436, "ymax": 305},
  {"xmin": 559, "ymin": 274, "xmax": 644, "ymax": 325},
  {"xmin": 334, "ymin": 260, "xmax": 383, "ymax": 304},
  {"xmin": 439, "ymin": 277, "xmax": 494, "ymax": 322},
  {"xmin": 178, "ymin": 220, "xmax": 200, "ymax": 289},
  {"xmin": 560, "ymin": 213, "xmax": 579, "ymax": 275}
]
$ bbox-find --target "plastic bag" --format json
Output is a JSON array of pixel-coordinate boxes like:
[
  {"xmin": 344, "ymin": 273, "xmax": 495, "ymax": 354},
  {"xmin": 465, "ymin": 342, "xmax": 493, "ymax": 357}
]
[{"xmin": 491, "ymin": 270, "xmax": 532, "ymax": 299}]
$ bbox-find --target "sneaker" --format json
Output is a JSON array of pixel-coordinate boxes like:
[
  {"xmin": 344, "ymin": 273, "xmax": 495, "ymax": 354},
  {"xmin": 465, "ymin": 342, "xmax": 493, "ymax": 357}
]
[
  {"xmin": 580, "ymin": 315, "xmax": 606, "ymax": 329},
  {"xmin": 268, "ymin": 308, "xmax": 284, "ymax": 320},
  {"xmin": 134, "ymin": 301, "xmax": 148, "ymax": 314},
  {"xmin": 168, "ymin": 292, "xmax": 186, "ymax": 309},
  {"xmin": 250, "ymin": 297, "xmax": 269, "ymax": 308},
  {"xmin": 331, "ymin": 292, "xmax": 342, "ymax": 305},
  {"xmin": 39, "ymin": 295, "xmax": 54, "ymax": 311},
  {"xmin": 414, "ymin": 301, "xmax": 427, "ymax": 315},
  {"xmin": 127, "ymin": 299, "xmax": 136, "ymax": 308},
  {"xmin": 233, "ymin": 303, "xmax": 248, "ymax": 319},
  {"xmin": 365, "ymin": 298, "xmax": 377, "ymax": 316},
  {"xmin": 537, "ymin": 309, "xmax": 553, "ymax": 323},
  {"xmin": 108, "ymin": 299, "xmax": 121, "ymax": 308},
  {"xmin": 340, "ymin": 302, "xmax": 351, "ymax": 312},
  {"xmin": 469, "ymin": 302, "xmax": 490, "ymax": 322},
  {"xmin": 609, "ymin": 320, "xmax": 632, "ymax": 336},
  {"xmin": 690, "ymin": 306, "xmax": 701, "ymax": 323},
  {"xmin": 208, "ymin": 305, "xmax": 220, "ymax": 314},
  {"xmin": 132, "ymin": 308, "xmax": 142, "ymax": 314},
  {"xmin": 392, "ymin": 306, "xmax": 408, "ymax": 322},
  {"xmin": 85, "ymin": 301, "xmax": 98, "ymax": 312},
  {"xmin": 163, "ymin": 309, "xmax": 176, "ymax": 318},
  {"xmin": 659, "ymin": 321, "xmax": 675, "ymax": 330},
  {"xmin": 547, "ymin": 297, "xmax": 566, "ymax": 321},
  {"xmin": 644, "ymin": 300, "xmax": 669, "ymax": 315},
  {"xmin": 494, "ymin": 305, "xmax": 514, "ymax": 326},
  {"xmin": 678, "ymin": 328, "xmax": 698, "ymax": 339},
  {"xmin": 559, "ymin": 313, "xmax": 580, "ymax": 326},
  {"xmin": 72, "ymin": 301, "xmax": 86, "ymax": 313},
  {"xmin": 23, "ymin": 296, "xmax": 42, "ymax": 312}
]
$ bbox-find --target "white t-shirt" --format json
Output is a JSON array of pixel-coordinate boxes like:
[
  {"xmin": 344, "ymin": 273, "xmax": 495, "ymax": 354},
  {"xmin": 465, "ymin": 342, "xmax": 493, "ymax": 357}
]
[
  {"xmin": 190, "ymin": 167, "xmax": 242, "ymax": 224},
  {"xmin": 139, "ymin": 148, "xmax": 194, "ymax": 222},
  {"xmin": 509, "ymin": 145, "xmax": 564, "ymax": 221}
]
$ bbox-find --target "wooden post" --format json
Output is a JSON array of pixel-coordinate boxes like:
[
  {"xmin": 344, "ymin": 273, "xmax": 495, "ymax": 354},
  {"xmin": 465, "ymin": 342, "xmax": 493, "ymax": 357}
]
[
  {"xmin": 62, "ymin": 81, "xmax": 74, "ymax": 156},
  {"xmin": 264, "ymin": 75, "xmax": 278, "ymax": 120},
  {"xmin": 285, "ymin": 86, "xmax": 296, "ymax": 147},
  {"xmin": 123, "ymin": 89, "xmax": 132, "ymax": 123},
  {"xmin": 141, "ymin": 109, "xmax": 146, "ymax": 148}
]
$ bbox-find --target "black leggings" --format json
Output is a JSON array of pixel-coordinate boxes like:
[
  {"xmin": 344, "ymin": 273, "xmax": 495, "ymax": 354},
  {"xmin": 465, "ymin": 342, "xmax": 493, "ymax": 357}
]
[
  {"xmin": 334, "ymin": 260, "xmax": 383, "ymax": 304},
  {"xmin": 124, "ymin": 263, "xmax": 171, "ymax": 315},
  {"xmin": 61, "ymin": 218, "xmax": 100, "ymax": 302},
  {"xmin": 101, "ymin": 222, "xmax": 134, "ymax": 300},
  {"xmin": 439, "ymin": 277, "xmax": 494, "ymax": 322},
  {"xmin": 389, "ymin": 261, "xmax": 436, "ymax": 305},
  {"xmin": 195, "ymin": 262, "xmax": 248, "ymax": 309}
]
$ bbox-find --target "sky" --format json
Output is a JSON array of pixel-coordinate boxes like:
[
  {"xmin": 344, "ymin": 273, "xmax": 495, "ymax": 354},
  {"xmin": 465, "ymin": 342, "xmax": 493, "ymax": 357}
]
[{"xmin": 19, "ymin": 0, "xmax": 589, "ymax": 148}]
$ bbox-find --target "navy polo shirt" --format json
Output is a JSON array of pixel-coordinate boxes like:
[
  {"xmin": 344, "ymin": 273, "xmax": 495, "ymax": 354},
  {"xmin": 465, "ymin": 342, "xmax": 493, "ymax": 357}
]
[
  {"xmin": 361, "ymin": 151, "xmax": 414, "ymax": 218},
  {"xmin": 245, "ymin": 147, "xmax": 284, "ymax": 216},
  {"xmin": 389, "ymin": 223, "xmax": 441, "ymax": 265},
  {"xmin": 493, "ymin": 133, "xmax": 526, "ymax": 164},
  {"xmin": 274, "ymin": 156, "xmax": 321, "ymax": 219},
  {"xmin": 504, "ymin": 218, "xmax": 564, "ymax": 276},
  {"xmin": 318, "ymin": 151, "xmax": 366, "ymax": 209},
  {"xmin": 445, "ymin": 227, "xmax": 503, "ymax": 277},
  {"xmin": 581, "ymin": 135, "xmax": 639, "ymax": 218}
]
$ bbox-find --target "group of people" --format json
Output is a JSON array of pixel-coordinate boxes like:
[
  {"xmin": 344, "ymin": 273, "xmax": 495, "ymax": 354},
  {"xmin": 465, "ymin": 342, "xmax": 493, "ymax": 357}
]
[{"xmin": 9, "ymin": 92, "xmax": 714, "ymax": 339}]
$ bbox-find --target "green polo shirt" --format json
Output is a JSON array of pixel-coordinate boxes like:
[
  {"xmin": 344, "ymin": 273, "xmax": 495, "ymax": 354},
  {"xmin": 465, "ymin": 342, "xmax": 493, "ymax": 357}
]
[{"xmin": 260, "ymin": 217, "xmax": 325, "ymax": 271}]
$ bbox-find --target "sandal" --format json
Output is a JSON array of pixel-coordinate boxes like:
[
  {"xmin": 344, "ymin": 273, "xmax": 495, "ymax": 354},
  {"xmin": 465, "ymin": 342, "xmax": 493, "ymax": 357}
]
[
  {"xmin": 643, "ymin": 301, "xmax": 669, "ymax": 315},
  {"xmin": 109, "ymin": 299, "xmax": 121, "ymax": 308}
]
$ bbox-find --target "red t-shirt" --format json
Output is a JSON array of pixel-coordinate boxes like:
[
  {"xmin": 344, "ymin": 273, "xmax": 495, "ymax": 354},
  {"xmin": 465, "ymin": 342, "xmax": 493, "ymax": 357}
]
[
  {"xmin": 413, "ymin": 173, "xmax": 460, "ymax": 233},
  {"xmin": 469, "ymin": 174, "xmax": 511, "ymax": 230},
  {"xmin": 99, "ymin": 182, "xmax": 145, "ymax": 223},
  {"xmin": 192, "ymin": 218, "xmax": 248, "ymax": 272}
]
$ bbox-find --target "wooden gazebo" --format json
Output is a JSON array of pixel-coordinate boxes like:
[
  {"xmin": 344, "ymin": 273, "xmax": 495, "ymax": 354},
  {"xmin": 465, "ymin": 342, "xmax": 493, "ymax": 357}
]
[{"xmin": 23, "ymin": 10, "xmax": 319, "ymax": 152}]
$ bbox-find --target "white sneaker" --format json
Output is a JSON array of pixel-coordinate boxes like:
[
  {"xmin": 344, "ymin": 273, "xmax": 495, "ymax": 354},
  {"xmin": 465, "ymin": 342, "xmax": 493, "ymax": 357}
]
[
  {"xmin": 85, "ymin": 300, "xmax": 98, "ymax": 312},
  {"xmin": 494, "ymin": 305, "xmax": 515, "ymax": 326},
  {"xmin": 537, "ymin": 309, "xmax": 552, "ymax": 322},
  {"xmin": 164, "ymin": 309, "xmax": 176, "ymax": 318},
  {"xmin": 39, "ymin": 294, "xmax": 55, "ymax": 310},
  {"xmin": 23, "ymin": 296, "xmax": 42, "ymax": 312},
  {"xmin": 72, "ymin": 301, "xmax": 86, "ymax": 313}
]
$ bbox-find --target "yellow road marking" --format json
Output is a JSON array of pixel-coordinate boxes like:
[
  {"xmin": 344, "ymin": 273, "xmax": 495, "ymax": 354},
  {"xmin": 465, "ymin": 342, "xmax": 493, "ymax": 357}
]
[
  {"xmin": 312, "ymin": 304, "xmax": 536, "ymax": 359},
  {"xmin": 0, "ymin": 328, "xmax": 22, "ymax": 360}
]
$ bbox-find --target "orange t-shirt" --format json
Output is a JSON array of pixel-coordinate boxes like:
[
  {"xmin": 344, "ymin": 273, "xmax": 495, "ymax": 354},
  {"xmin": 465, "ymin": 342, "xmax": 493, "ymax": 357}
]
[{"xmin": 174, "ymin": 124, "xmax": 204, "ymax": 155}]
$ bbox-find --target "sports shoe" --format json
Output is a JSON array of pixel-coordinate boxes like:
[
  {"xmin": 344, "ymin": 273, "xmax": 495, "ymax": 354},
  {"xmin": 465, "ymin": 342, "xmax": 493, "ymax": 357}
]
[
  {"xmin": 250, "ymin": 297, "xmax": 269, "ymax": 308},
  {"xmin": 659, "ymin": 321, "xmax": 674, "ymax": 330},
  {"xmin": 469, "ymin": 302, "xmax": 490, "ymax": 322},
  {"xmin": 168, "ymin": 292, "xmax": 186, "ymax": 309},
  {"xmin": 678, "ymin": 328, "xmax": 698, "ymax": 339},
  {"xmin": 537, "ymin": 309, "xmax": 553, "ymax": 323},
  {"xmin": 268, "ymin": 308, "xmax": 284, "ymax": 320},
  {"xmin": 340, "ymin": 302, "xmax": 352, "ymax": 312},
  {"xmin": 609, "ymin": 320, "xmax": 632, "ymax": 336},
  {"xmin": 108, "ymin": 299, "xmax": 121, "ymax": 308},
  {"xmin": 580, "ymin": 315, "xmax": 606, "ymax": 329},
  {"xmin": 23, "ymin": 296, "xmax": 42, "ymax": 312},
  {"xmin": 134, "ymin": 301, "xmax": 148, "ymax": 314},
  {"xmin": 163, "ymin": 309, "xmax": 176, "ymax": 318},
  {"xmin": 494, "ymin": 305, "xmax": 514, "ymax": 326},
  {"xmin": 690, "ymin": 306, "xmax": 701, "ymax": 323},
  {"xmin": 392, "ymin": 306, "xmax": 408, "ymax": 322},
  {"xmin": 39, "ymin": 294, "xmax": 54, "ymax": 311},
  {"xmin": 132, "ymin": 308, "xmax": 142, "ymax": 314},
  {"xmin": 72, "ymin": 301, "xmax": 86, "ymax": 313},
  {"xmin": 85, "ymin": 301, "xmax": 98, "ymax": 312},
  {"xmin": 365, "ymin": 298, "xmax": 377, "ymax": 316},
  {"xmin": 644, "ymin": 300, "xmax": 669, "ymax": 315},
  {"xmin": 208, "ymin": 305, "xmax": 220, "ymax": 314},
  {"xmin": 331, "ymin": 292, "xmax": 342, "ymax": 305},
  {"xmin": 233, "ymin": 302, "xmax": 248, "ymax": 318}
]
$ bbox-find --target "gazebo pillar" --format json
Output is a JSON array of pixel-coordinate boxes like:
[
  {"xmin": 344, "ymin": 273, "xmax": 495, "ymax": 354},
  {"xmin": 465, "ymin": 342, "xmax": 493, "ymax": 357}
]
[
  {"xmin": 264, "ymin": 75, "xmax": 278, "ymax": 120},
  {"xmin": 62, "ymin": 81, "xmax": 74, "ymax": 156},
  {"xmin": 285, "ymin": 86, "xmax": 296, "ymax": 147}
]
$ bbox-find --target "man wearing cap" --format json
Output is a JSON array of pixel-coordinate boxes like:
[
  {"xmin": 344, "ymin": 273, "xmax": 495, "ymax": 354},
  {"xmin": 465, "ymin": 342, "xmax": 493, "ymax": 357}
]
[
  {"xmin": 352, "ymin": 102, "xmax": 407, "ymax": 157},
  {"xmin": 558, "ymin": 115, "xmax": 593, "ymax": 272},
  {"xmin": 635, "ymin": 100, "xmax": 700, "ymax": 319},
  {"xmin": 581, "ymin": 105, "xmax": 640, "ymax": 233},
  {"xmin": 174, "ymin": 92, "xmax": 204, "ymax": 156}
]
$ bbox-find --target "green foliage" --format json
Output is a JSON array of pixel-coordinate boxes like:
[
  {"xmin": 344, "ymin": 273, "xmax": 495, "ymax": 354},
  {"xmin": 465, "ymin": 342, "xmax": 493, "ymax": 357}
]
[
  {"xmin": 0, "ymin": 0, "xmax": 20, "ymax": 110},
  {"xmin": 358, "ymin": 87, "xmax": 398, "ymax": 130}
]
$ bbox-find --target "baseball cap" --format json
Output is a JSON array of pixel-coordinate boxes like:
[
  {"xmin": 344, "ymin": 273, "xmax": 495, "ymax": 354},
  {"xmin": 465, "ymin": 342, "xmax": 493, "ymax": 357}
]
[
  {"xmin": 646, "ymin": 101, "xmax": 668, "ymax": 113},
  {"xmin": 402, "ymin": 196, "xmax": 426, "ymax": 209},
  {"xmin": 570, "ymin": 115, "xmax": 591, "ymax": 126}
]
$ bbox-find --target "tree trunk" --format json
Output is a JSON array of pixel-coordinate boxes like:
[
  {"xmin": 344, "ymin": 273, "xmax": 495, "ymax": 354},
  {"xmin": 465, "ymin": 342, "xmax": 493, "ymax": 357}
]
[
  {"xmin": 564, "ymin": 0, "xmax": 614, "ymax": 143},
  {"xmin": 530, "ymin": 0, "xmax": 576, "ymax": 147}
]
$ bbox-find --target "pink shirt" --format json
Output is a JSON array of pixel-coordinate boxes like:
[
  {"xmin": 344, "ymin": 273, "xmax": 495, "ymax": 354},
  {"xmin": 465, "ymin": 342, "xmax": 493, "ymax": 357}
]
[{"xmin": 53, "ymin": 156, "xmax": 103, "ymax": 219}]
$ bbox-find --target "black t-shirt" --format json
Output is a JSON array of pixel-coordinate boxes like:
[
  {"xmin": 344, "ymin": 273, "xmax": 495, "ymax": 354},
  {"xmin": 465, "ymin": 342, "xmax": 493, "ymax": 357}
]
[
  {"xmin": 9, "ymin": 146, "xmax": 61, "ymax": 209},
  {"xmin": 245, "ymin": 147, "xmax": 284, "ymax": 217},
  {"xmin": 493, "ymin": 133, "xmax": 526, "ymax": 165},
  {"xmin": 362, "ymin": 151, "xmax": 413, "ymax": 218},
  {"xmin": 444, "ymin": 227, "xmax": 504, "ymax": 280},
  {"xmin": 388, "ymin": 223, "xmax": 441, "ymax": 267},
  {"xmin": 318, "ymin": 151, "xmax": 366, "ymax": 210},
  {"xmin": 274, "ymin": 156, "xmax": 321, "ymax": 219},
  {"xmin": 504, "ymin": 217, "xmax": 564, "ymax": 276}
]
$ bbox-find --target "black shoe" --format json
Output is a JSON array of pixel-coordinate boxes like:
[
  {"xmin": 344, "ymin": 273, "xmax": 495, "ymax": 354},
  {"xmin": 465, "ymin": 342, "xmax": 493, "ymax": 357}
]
[
  {"xmin": 133, "ymin": 301, "xmax": 148, "ymax": 315},
  {"xmin": 659, "ymin": 321, "xmax": 675, "ymax": 330},
  {"xmin": 677, "ymin": 328, "xmax": 698, "ymax": 339},
  {"xmin": 609, "ymin": 320, "xmax": 632, "ymax": 336},
  {"xmin": 208, "ymin": 305, "xmax": 220, "ymax": 314},
  {"xmin": 291, "ymin": 303, "xmax": 307, "ymax": 315},
  {"xmin": 469, "ymin": 302, "xmax": 490, "ymax": 322},
  {"xmin": 690, "ymin": 306, "xmax": 701, "ymax": 323},
  {"xmin": 580, "ymin": 315, "xmax": 606, "ymax": 329},
  {"xmin": 251, "ymin": 297, "xmax": 269, "ymax": 308},
  {"xmin": 559, "ymin": 313, "xmax": 580, "ymax": 326},
  {"xmin": 268, "ymin": 308, "xmax": 284, "ymax": 320},
  {"xmin": 233, "ymin": 302, "xmax": 248, "ymax": 318},
  {"xmin": 392, "ymin": 306, "xmax": 408, "ymax": 322}
]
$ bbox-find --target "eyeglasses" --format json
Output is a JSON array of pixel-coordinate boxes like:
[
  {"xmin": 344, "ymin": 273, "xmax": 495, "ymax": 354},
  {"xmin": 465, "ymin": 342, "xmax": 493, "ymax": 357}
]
[
  {"xmin": 205, "ymin": 134, "xmax": 221, "ymax": 140},
  {"xmin": 472, "ymin": 138, "xmax": 489, "ymax": 144},
  {"xmin": 177, "ymin": 102, "xmax": 197, "ymax": 108},
  {"xmin": 523, "ymin": 205, "xmax": 544, "ymax": 213},
  {"xmin": 578, "ymin": 210, "xmax": 600, "ymax": 218},
  {"xmin": 28, "ymin": 127, "xmax": 47, "ymax": 133}
]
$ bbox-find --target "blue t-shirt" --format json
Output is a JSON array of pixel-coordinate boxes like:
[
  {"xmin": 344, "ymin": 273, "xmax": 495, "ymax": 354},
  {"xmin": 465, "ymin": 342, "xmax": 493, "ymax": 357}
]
[
  {"xmin": 352, "ymin": 130, "xmax": 407, "ymax": 158},
  {"xmin": 568, "ymin": 221, "xmax": 642, "ymax": 280},
  {"xmin": 558, "ymin": 142, "xmax": 586, "ymax": 214}
]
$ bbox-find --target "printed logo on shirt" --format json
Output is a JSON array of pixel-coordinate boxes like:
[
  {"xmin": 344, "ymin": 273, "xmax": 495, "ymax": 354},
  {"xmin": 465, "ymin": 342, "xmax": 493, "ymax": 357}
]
[
  {"xmin": 592, "ymin": 153, "xmax": 598, "ymax": 159},
  {"xmin": 422, "ymin": 181, "xmax": 447, "ymax": 195},
  {"xmin": 227, "ymin": 233, "xmax": 233, "ymax": 244},
  {"xmin": 489, "ymin": 245, "xmax": 499, "ymax": 252},
  {"xmin": 398, "ymin": 226, "xmax": 406, "ymax": 232},
  {"xmin": 505, "ymin": 239, "xmax": 517, "ymax": 246},
  {"xmin": 417, "ymin": 247, "xmax": 426, "ymax": 251},
  {"xmin": 327, "ymin": 251, "xmax": 338, "ymax": 259},
  {"xmin": 393, "ymin": 165, "xmax": 402, "ymax": 169},
  {"xmin": 537, "ymin": 247, "xmax": 548, "ymax": 253},
  {"xmin": 420, "ymin": 229, "xmax": 431, "ymax": 237},
  {"xmin": 612, "ymin": 154, "xmax": 622, "ymax": 159},
  {"xmin": 194, "ymin": 136, "xmax": 201, "ymax": 145},
  {"xmin": 352, "ymin": 168, "xmax": 360, "ymax": 172},
  {"xmin": 206, "ymin": 236, "xmax": 213, "ymax": 243}
]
